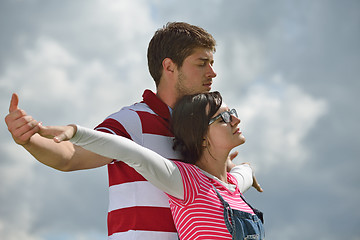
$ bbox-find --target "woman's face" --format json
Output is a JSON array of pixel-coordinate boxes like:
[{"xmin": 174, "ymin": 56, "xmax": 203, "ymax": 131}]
[{"xmin": 206, "ymin": 103, "xmax": 245, "ymax": 151}]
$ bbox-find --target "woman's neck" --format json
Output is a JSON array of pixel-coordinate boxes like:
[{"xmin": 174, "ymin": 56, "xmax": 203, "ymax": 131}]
[{"xmin": 195, "ymin": 150, "xmax": 230, "ymax": 183}]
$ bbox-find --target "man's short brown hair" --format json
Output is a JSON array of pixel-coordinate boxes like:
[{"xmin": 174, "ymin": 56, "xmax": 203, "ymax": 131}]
[{"xmin": 147, "ymin": 22, "xmax": 216, "ymax": 87}]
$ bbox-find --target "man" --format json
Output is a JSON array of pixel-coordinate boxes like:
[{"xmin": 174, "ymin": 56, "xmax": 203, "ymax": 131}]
[{"xmin": 5, "ymin": 22, "xmax": 217, "ymax": 240}]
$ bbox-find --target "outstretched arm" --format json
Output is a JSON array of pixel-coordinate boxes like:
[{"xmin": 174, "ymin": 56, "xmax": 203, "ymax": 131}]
[
  {"xmin": 4, "ymin": 93, "xmax": 112, "ymax": 171},
  {"xmin": 39, "ymin": 124, "xmax": 185, "ymax": 199}
]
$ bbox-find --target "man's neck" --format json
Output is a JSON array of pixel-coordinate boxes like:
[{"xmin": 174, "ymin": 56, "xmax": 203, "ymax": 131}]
[{"xmin": 156, "ymin": 88, "xmax": 178, "ymax": 109}]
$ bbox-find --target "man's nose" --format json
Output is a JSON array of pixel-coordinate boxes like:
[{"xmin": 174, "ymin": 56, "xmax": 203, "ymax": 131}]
[{"xmin": 207, "ymin": 65, "xmax": 217, "ymax": 78}]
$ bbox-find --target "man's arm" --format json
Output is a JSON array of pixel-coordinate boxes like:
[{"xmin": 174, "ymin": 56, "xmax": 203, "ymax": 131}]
[{"xmin": 4, "ymin": 93, "xmax": 112, "ymax": 171}]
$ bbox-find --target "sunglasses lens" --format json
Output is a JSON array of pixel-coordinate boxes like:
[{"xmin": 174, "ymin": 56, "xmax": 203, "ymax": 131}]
[
  {"xmin": 209, "ymin": 109, "xmax": 238, "ymax": 125},
  {"xmin": 222, "ymin": 112, "xmax": 231, "ymax": 123},
  {"xmin": 222, "ymin": 109, "xmax": 237, "ymax": 123}
]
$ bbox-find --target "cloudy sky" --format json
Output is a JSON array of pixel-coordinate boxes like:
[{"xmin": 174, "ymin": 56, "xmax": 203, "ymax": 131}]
[{"xmin": 1, "ymin": 0, "xmax": 359, "ymax": 239}]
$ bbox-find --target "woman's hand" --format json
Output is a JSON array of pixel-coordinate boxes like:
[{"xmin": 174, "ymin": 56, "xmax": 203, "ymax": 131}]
[{"xmin": 38, "ymin": 124, "xmax": 77, "ymax": 143}]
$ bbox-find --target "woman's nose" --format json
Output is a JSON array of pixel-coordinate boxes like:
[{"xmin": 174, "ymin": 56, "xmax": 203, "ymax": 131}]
[{"xmin": 231, "ymin": 115, "xmax": 240, "ymax": 126}]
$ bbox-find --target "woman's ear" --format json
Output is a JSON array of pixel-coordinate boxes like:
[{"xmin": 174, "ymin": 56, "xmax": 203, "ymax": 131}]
[{"xmin": 202, "ymin": 137, "xmax": 208, "ymax": 148}]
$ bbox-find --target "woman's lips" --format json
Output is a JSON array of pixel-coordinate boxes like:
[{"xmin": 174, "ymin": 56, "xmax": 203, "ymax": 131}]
[{"xmin": 234, "ymin": 128, "xmax": 241, "ymax": 134}]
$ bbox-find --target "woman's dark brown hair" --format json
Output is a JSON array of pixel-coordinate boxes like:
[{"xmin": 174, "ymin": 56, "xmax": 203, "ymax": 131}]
[{"xmin": 172, "ymin": 91, "xmax": 222, "ymax": 164}]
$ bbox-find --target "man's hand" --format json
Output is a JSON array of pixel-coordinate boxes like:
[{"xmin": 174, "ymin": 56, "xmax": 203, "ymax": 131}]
[
  {"xmin": 252, "ymin": 174, "xmax": 263, "ymax": 192},
  {"xmin": 5, "ymin": 93, "xmax": 40, "ymax": 145},
  {"xmin": 226, "ymin": 151, "xmax": 264, "ymax": 193},
  {"xmin": 226, "ymin": 151, "xmax": 238, "ymax": 172},
  {"xmin": 38, "ymin": 124, "xmax": 77, "ymax": 143},
  {"xmin": 4, "ymin": 94, "xmax": 110, "ymax": 171}
]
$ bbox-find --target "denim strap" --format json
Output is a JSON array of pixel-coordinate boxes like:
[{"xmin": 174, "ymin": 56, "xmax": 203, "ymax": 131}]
[{"xmin": 212, "ymin": 185, "xmax": 236, "ymax": 236}]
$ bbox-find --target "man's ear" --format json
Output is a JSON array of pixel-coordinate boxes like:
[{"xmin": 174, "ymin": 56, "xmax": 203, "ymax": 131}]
[{"xmin": 162, "ymin": 58, "xmax": 176, "ymax": 73}]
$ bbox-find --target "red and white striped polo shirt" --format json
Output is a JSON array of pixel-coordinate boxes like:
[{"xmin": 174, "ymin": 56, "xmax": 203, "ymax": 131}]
[
  {"xmin": 95, "ymin": 90, "xmax": 181, "ymax": 240},
  {"xmin": 169, "ymin": 161, "xmax": 254, "ymax": 240}
]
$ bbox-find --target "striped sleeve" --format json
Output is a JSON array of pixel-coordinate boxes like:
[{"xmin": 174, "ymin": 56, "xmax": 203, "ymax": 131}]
[{"xmin": 168, "ymin": 161, "xmax": 201, "ymax": 206}]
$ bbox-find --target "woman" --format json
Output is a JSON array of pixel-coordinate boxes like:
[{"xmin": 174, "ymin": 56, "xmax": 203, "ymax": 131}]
[{"xmin": 39, "ymin": 91, "xmax": 265, "ymax": 240}]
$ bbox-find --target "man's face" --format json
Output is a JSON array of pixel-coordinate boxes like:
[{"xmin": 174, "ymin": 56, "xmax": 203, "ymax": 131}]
[{"xmin": 175, "ymin": 48, "xmax": 217, "ymax": 97}]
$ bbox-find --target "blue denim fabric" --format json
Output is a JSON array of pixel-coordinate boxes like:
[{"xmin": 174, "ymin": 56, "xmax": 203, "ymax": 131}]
[{"xmin": 213, "ymin": 186, "xmax": 265, "ymax": 240}]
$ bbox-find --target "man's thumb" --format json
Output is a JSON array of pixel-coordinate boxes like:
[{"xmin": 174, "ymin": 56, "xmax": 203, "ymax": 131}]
[
  {"xmin": 229, "ymin": 151, "xmax": 239, "ymax": 161},
  {"xmin": 9, "ymin": 93, "xmax": 19, "ymax": 113}
]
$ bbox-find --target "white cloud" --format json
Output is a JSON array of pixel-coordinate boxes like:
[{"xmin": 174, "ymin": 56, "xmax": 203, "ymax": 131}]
[
  {"xmin": 0, "ymin": 143, "xmax": 41, "ymax": 240},
  {"xmin": 0, "ymin": 143, "xmax": 36, "ymax": 193},
  {"xmin": 215, "ymin": 37, "xmax": 265, "ymax": 88},
  {"xmin": 0, "ymin": 138, "xmax": 108, "ymax": 239},
  {"xmin": 0, "ymin": 35, "xmax": 152, "ymax": 126},
  {"xmin": 0, "ymin": 36, "xmax": 77, "ymax": 100},
  {"xmin": 233, "ymin": 74, "xmax": 328, "ymax": 171}
]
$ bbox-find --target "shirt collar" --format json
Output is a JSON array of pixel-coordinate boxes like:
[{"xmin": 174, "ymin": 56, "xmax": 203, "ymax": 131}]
[
  {"xmin": 197, "ymin": 167, "xmax": 237, "ymax": 193},
  {"xmin": 142, "ymin": 89, "xmax": 171, "ymax": 122}
]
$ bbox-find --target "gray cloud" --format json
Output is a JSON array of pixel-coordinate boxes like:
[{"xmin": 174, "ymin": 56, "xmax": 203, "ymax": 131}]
[{"xmin": 1, "ymin": 0, "xmax": 359, "ymax": 239}]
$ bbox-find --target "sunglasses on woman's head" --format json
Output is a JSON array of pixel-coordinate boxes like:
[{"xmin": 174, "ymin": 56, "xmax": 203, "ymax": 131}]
[{"xmin": 209, "ymin": 109, "xmax": 238, "ymax": 125}]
